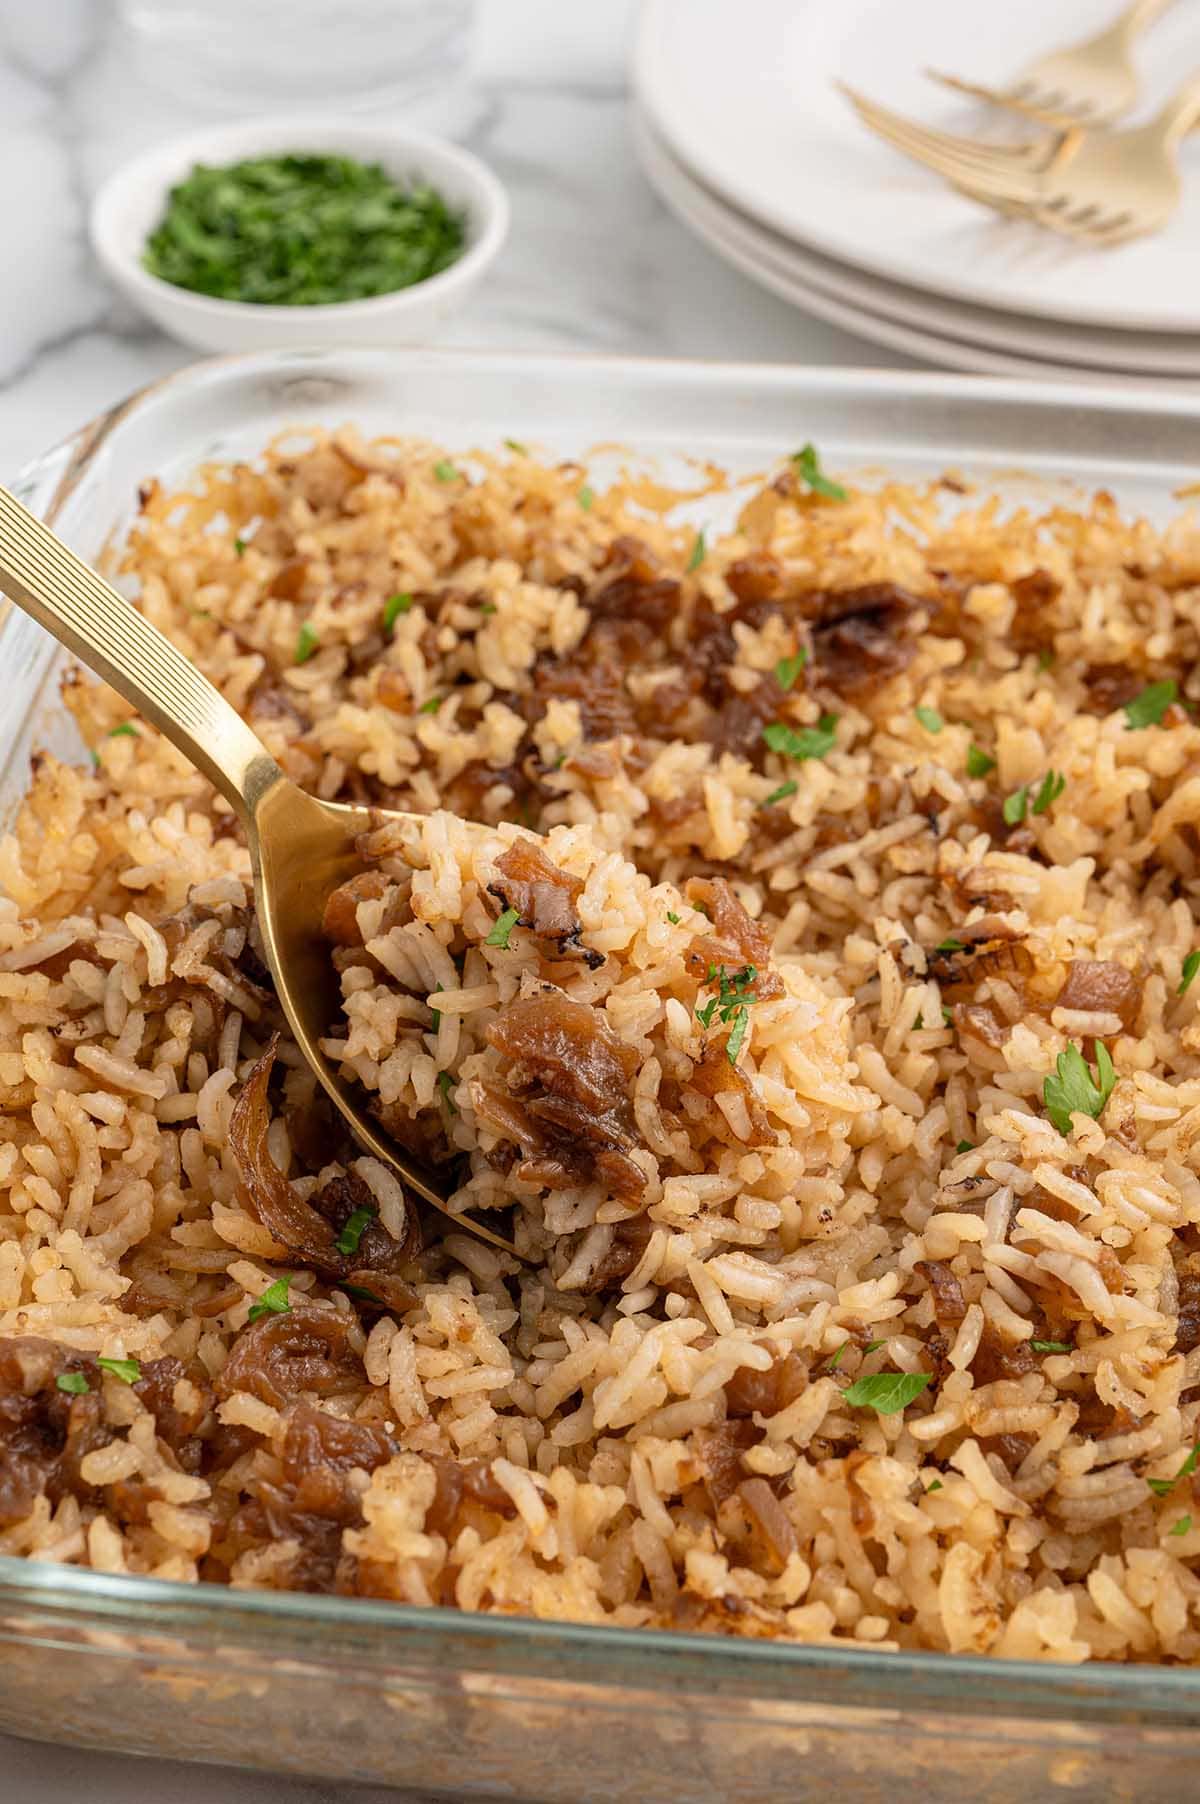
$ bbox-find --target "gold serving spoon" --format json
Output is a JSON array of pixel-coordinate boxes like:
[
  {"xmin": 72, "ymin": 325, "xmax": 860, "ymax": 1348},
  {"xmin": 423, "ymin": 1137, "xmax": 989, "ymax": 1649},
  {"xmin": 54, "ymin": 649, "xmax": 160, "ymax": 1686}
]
[{"xmin": 0, "ymin": 484, "xmax": 517, "ymax": 1255}]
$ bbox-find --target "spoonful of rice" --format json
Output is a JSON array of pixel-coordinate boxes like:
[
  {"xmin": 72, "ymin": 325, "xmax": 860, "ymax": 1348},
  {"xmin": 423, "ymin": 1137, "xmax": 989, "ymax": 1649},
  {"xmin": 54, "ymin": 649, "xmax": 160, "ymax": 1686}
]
[{"xmin": 0, "ymin": 483, "xmax": 519, "ymax": 1256}]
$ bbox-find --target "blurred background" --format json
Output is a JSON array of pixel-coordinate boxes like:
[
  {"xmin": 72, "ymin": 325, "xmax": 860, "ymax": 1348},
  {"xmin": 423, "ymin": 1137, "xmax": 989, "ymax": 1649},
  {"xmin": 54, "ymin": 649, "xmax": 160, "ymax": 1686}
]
[
  {"xmin": 0, "ymin": 0, "xmax": 902, "ymax": 482},
  {"xmin": 5, "ymin": 0, "xmax": 1195, "ymax": 487}
]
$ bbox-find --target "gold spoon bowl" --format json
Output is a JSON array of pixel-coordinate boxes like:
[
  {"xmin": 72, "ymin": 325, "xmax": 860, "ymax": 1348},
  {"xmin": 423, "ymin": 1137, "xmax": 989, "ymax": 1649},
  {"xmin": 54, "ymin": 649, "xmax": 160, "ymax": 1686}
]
[{"xmin": 0, "ymin": 483, "xmax": 517, "ymax": 1255}]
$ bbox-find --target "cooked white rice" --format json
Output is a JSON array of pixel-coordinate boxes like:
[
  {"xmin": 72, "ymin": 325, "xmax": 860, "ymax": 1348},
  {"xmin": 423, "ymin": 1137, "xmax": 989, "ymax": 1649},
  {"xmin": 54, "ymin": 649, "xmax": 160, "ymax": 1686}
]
[{"xmin": 2, "ymin": 428, "xmax": 1200, "ymax": 1663}]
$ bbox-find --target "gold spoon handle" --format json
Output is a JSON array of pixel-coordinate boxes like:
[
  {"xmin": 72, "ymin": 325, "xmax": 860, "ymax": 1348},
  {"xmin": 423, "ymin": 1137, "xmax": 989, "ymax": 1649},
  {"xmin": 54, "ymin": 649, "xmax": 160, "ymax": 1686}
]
[{"xmin": 0, "ymin": 484, "xmax": 280, "ymax": 826}]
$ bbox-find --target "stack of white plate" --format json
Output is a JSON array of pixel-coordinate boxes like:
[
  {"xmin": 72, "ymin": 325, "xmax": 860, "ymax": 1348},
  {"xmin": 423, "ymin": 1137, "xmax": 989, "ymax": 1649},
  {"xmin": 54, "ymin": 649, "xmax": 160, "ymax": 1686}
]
[{"xmin": 634, "ymin": 0, "xmax": 1200, "ymax": 387}]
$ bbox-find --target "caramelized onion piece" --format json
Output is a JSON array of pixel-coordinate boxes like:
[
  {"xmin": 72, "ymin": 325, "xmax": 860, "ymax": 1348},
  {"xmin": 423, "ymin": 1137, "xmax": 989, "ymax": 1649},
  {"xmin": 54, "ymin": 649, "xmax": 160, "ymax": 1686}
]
[
  {"xmin": 230, "ymin": 1038, "xmax": 341, "ymax": 1269},
  {"xmin": 423, "ymin": 1454, "xmax": 519, "ymax": 1538},
  {"xmin": 229, "ymin": 1039, "xmax": 417, "ymax": 1291},
  {"xmin": 0, "ymin": 1337, "xmax": 106, "ymax": 1525},
  {"xmin": 807, "ymin": 583, "xmax": 922, "ymax": 698},
  {"xmin": 687, "ymin": 1040, "xmax": 774, "ymax": 1149},
  {"xmin": 694, "ymin": 1419, "xmax": 758, "ymax": 1510},
  {"xmin": 215, "ymin": 1308, "xmax": 363, "ymax": 1409},
  {"xmin": 490, "ymin": 839, "xmax": 596, "ymax": 963},
  {"xmin": 684, "ymin": 878, "xmax": 784, "ymax": 1001},
  {"xmin": 724, "ymin": 1348, "xmax": 807, "ymax": 1418},
  {"xmin": 1055, "ymin": 960, "xmax": 1142, "ymax": 1032},
  {"xmin": 483, "ymin": 992, "xmax": 646, "ymax": 1202},
  {"xmin": 916, "ymin": 1260, "xmax": 967, "ymax": 1326},
  {"xmin": 321, "ymin": 870, "xmax": 391, "ymax": 947},
  {"xmin": 738, "ymin": 1476, "xmax": 796, "ymax": 1573}
]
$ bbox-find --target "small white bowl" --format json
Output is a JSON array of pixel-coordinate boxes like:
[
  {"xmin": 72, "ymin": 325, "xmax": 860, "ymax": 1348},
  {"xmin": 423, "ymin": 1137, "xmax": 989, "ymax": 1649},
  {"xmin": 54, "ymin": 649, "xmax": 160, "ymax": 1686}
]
[{"xmin": 89, "ymin": 116, "xmax": 509, "ymax": 353}]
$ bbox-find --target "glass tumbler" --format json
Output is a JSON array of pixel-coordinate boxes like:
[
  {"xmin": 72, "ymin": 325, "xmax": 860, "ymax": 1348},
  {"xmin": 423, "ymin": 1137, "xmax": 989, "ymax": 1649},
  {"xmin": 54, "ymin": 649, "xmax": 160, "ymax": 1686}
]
[{"xmin": 116, "ymin": 0, "xmax": 478, "ymax": 115}]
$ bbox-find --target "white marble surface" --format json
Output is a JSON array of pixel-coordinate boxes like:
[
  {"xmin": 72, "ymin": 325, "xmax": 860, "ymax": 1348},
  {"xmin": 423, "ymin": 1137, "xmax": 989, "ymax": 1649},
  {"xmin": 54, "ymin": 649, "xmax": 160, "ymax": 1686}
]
[
  {"xmin": 0, "ymin": 0, "xmax": 912, "ymax": 486},
  {"xmin": 0, "ymin": 3, "xmax": 909, "ymax": 1799}
]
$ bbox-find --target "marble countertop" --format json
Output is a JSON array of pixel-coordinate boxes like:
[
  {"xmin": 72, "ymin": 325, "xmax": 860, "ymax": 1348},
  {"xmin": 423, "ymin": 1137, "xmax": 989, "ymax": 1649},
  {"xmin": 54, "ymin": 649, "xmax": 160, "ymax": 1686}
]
[
  {"xmin": 0, "ymin": 0, "xmax": 912, "ymax": 486},
  {"xmin": 0, "ymin": 1, "xmax": 912, "ymax": 1798}
]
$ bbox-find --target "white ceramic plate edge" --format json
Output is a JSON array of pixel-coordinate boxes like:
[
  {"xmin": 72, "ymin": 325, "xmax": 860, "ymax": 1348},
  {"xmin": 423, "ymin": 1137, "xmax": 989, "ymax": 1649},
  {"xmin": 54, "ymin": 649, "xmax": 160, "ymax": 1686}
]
[
  {"xmin": 634, "ymin": 0, "xmax": 1200, "ymax": 336},
  {"xmin": 635, "ymin": 116, "xmax": 1200, "ymax": 388},
  {"xmin": 635, "ymin": 114, "xmax": 1200, "ymax": 376}
]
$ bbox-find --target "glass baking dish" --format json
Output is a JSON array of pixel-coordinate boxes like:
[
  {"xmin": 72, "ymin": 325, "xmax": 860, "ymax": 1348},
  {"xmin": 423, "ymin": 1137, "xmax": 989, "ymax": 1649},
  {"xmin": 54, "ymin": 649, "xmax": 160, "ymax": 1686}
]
[{"xmin": 3, "ymin": 348, "xmax": 1200, "ymax": 1800}]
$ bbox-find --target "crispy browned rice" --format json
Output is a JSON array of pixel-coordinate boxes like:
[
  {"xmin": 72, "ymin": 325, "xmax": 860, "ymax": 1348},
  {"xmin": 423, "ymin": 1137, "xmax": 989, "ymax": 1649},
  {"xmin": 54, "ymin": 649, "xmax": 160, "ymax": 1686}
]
[{"xmin": 3, "ymin": 427, "xmax": 1200, "ymax": 1661}]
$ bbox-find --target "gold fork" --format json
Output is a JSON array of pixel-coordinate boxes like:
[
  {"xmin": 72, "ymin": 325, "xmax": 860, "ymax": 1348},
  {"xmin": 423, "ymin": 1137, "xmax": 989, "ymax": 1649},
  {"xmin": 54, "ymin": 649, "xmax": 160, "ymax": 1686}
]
[
  {"xmin": 843, "ymin": 75, "xmax": 1200, "ymax": 245},
  {"xmin": 0, "ymin": 484, "xmax": 518, "ymax": 1256},
  {"xmin": 929, "ymin": 0, "xmax": 1180, "ymax": 127}
]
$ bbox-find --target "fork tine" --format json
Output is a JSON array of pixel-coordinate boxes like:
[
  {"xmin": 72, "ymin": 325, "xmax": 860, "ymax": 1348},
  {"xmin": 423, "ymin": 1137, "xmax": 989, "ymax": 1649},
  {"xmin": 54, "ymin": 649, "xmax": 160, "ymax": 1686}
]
[
  {"xmin": 949, "ymin": 176, "xmax": 1041, "ymax": 222},
  {"xmin": 1023, "ymin": 85, "xmax": 1066, "ymax": 113},
  {"xmin": 844, "ymin": 95, "xmax": 1041, "ymax": 199},
  {"xmin": 841, "ymin": 85, "xmax": 1042, "ymax": 167},
  {"xmin": 1090, "ymin": 216, "xmax": 1139, "ymax": 245},
  {"xmin": 1029, "ymin": 202, "xmax": 1129, "ymax": 244},
  {"xmin": 924, "ymin": 68, "xmax": 1074, "ymax": 128}
]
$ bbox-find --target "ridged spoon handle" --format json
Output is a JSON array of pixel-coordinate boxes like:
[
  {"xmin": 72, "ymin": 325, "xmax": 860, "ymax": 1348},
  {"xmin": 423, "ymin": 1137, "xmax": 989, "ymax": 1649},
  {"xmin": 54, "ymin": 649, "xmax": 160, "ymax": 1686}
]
[{"xmin": 0, "ymin": 484, "xmax": 280, "ymax": 826}]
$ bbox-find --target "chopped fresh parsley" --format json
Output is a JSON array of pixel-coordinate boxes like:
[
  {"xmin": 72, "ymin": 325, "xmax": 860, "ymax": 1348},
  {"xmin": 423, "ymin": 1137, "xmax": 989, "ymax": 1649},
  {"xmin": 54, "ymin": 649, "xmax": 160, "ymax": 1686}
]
[
  {"xmin": 430, "ymin": 1008, "xmax": 442, "ymax": 1030},
  {"xmin": 926, "ymin": 1478, "xmax": 943, "ymax": 1492},
  {"xmin": 480, "ymin": 602, "xmax": 497, "ymax": 616},
  {"xmin": 89, "ymin": 750, "xmax": 101, "ymax": 770},
  {"xmin": 418, "ymin": 695, "xmax": 442, "ymax": 714},
  {"xmin": 335, "ymin": 1206, "xmax": 375, "ymax": 1258},
  {"xmin": 1031, "ymin": 770, "xmax": 1066, "ymax": 816},
  {"xmin": 667, "ymin": 911, "xmax": 681, "ymax": 925},
  {"xmin": 863, "ymin": 1339, "xmax": 886, "ymax": 1354},
  {"xmin": 761, "ymin": 780, "xmax": 799, "ymax": 808},
  {"xmin": 827, "ymin": 1342, "xmax": 851, "ymax": 1371},
  {"xmin": 914, "ymin": 1013, "xmax": 924, "ymax": 1030},
  {"xmin": 762, "ymin": 713, "xmax": 838, "ymax": 763},
  {"xmin": 1030, "ymin": 1340, "xmax": 1070, "ymax": 1354},
  {"xmin": 1124, "ymin": 679, "xmax": 1177, "ymax": 730},
  {"xmin": 1170, "ymin": 1514, "xmax": 1192, "ymax": 1537},
  {"xmin": 955, "ymin": 1139, "xmax": 975, "ymax": 1153},
  {"xmin": 233, "ymin": 537, "xmax": 247, "ymax": 556},
  {"xmin": 486, "ymin": 907, "xmax": 520, "ymax": 950},
  {"xmin": 1148, "ymin": 1444, "xmax": 1200, "ymax": 1498},
  {"xmin": 55, "ymin": 1371, "xmax": 89, "ymax": 1395},
  {"xmin": 941, "ymin": 1005, "xmax": 953, "ymax": 1026},
  {"xmin": 504, "ymin": 438, "xmax": 528, "ymax": 454},
  {"xmin": 966, "ymin": 743, "xmax": 996, "ymax": 778},
  {"xmin": 1036, "ymin": 648, "xmax": 1055, "ymax": 671},
  {"xmin": 294, "ymin": 622, "xmax": 319, "ymax": 665},
  {"xmin": 1180, "ymin": 951, "xmax": 1200, "ymax": 997},
  {"xmin": 577, "ymin": 484, "xmax": 594, "ymax": 511},
  {"xmin": 247, "ymin": 1276, "xmax": 292, "ymax": 1322},
  {"xmin": 696, "ymin": 963, "xmax": 759, "ymax": 1066},
  {"xmin": 1002, "ymin": 785, "xmax": 1028, "ymax": 825},
  {"xmin": 792, "ymin": 442, "xmax": 847, "ymax": 502},
  {"xmin": 726, "ymin": 1007, "xmax": 751, "ymax": 1064},
  {"xmin": 383, "ymin": 591, "xmax": 413, "ymax": 631},
  {"xmin": 841, "ymin": 1370, "xmax": 932, "ymax": 1415},
  {"xmin": 108, "ymin": 722, "xmax": 139, "ymax": 739},
  {"xmin": 686, "ymin": 531, "xmax": 706, "ymax": 572},
  {"xmin": 914, "ymin": 706, "xmax": 943, "ymax": 734},
  {"xmin": 97, "ymin": 1357, "xmax": 141, "ymax": 1385},
  {"xmin": 433, "ymin": 459, "xmax": 459, "ymax": 482},
  {"xmin": 142, "ymin": 154, "xmax": 465, "ymax": 306},
  {"xmin": 1043, "ymin": 1040, "xmax": 1117, "ymax": 1136},
  {"xmin": 934, "ymin": 937, "xmax": 965, "ymax": 954},
  {"xmin": 437, "ymin": 1070, "xmax": 458, "ymax": 1114},
  {"xmin": 775, "ymin": 651, "xmax": 808, "ymax": 692}
]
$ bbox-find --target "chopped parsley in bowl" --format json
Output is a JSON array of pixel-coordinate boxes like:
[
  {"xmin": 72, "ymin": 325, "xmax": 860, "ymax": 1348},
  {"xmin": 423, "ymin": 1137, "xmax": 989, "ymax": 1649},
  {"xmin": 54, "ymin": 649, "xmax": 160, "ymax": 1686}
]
[
  {"xmin": 143, "ymin": 153, "xmax": 467, "ymax": 307},
  {"xmin": 89, "ymin": 118, "xmax": 508, "ymax": 351}
]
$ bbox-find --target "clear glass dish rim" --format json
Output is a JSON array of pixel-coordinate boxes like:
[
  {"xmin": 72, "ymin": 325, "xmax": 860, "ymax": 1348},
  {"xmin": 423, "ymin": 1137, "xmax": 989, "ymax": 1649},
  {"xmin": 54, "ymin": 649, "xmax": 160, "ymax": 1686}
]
[{"xmin": 3, "ymin": 345, "xmax": 1199, "ymax": 1726}]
